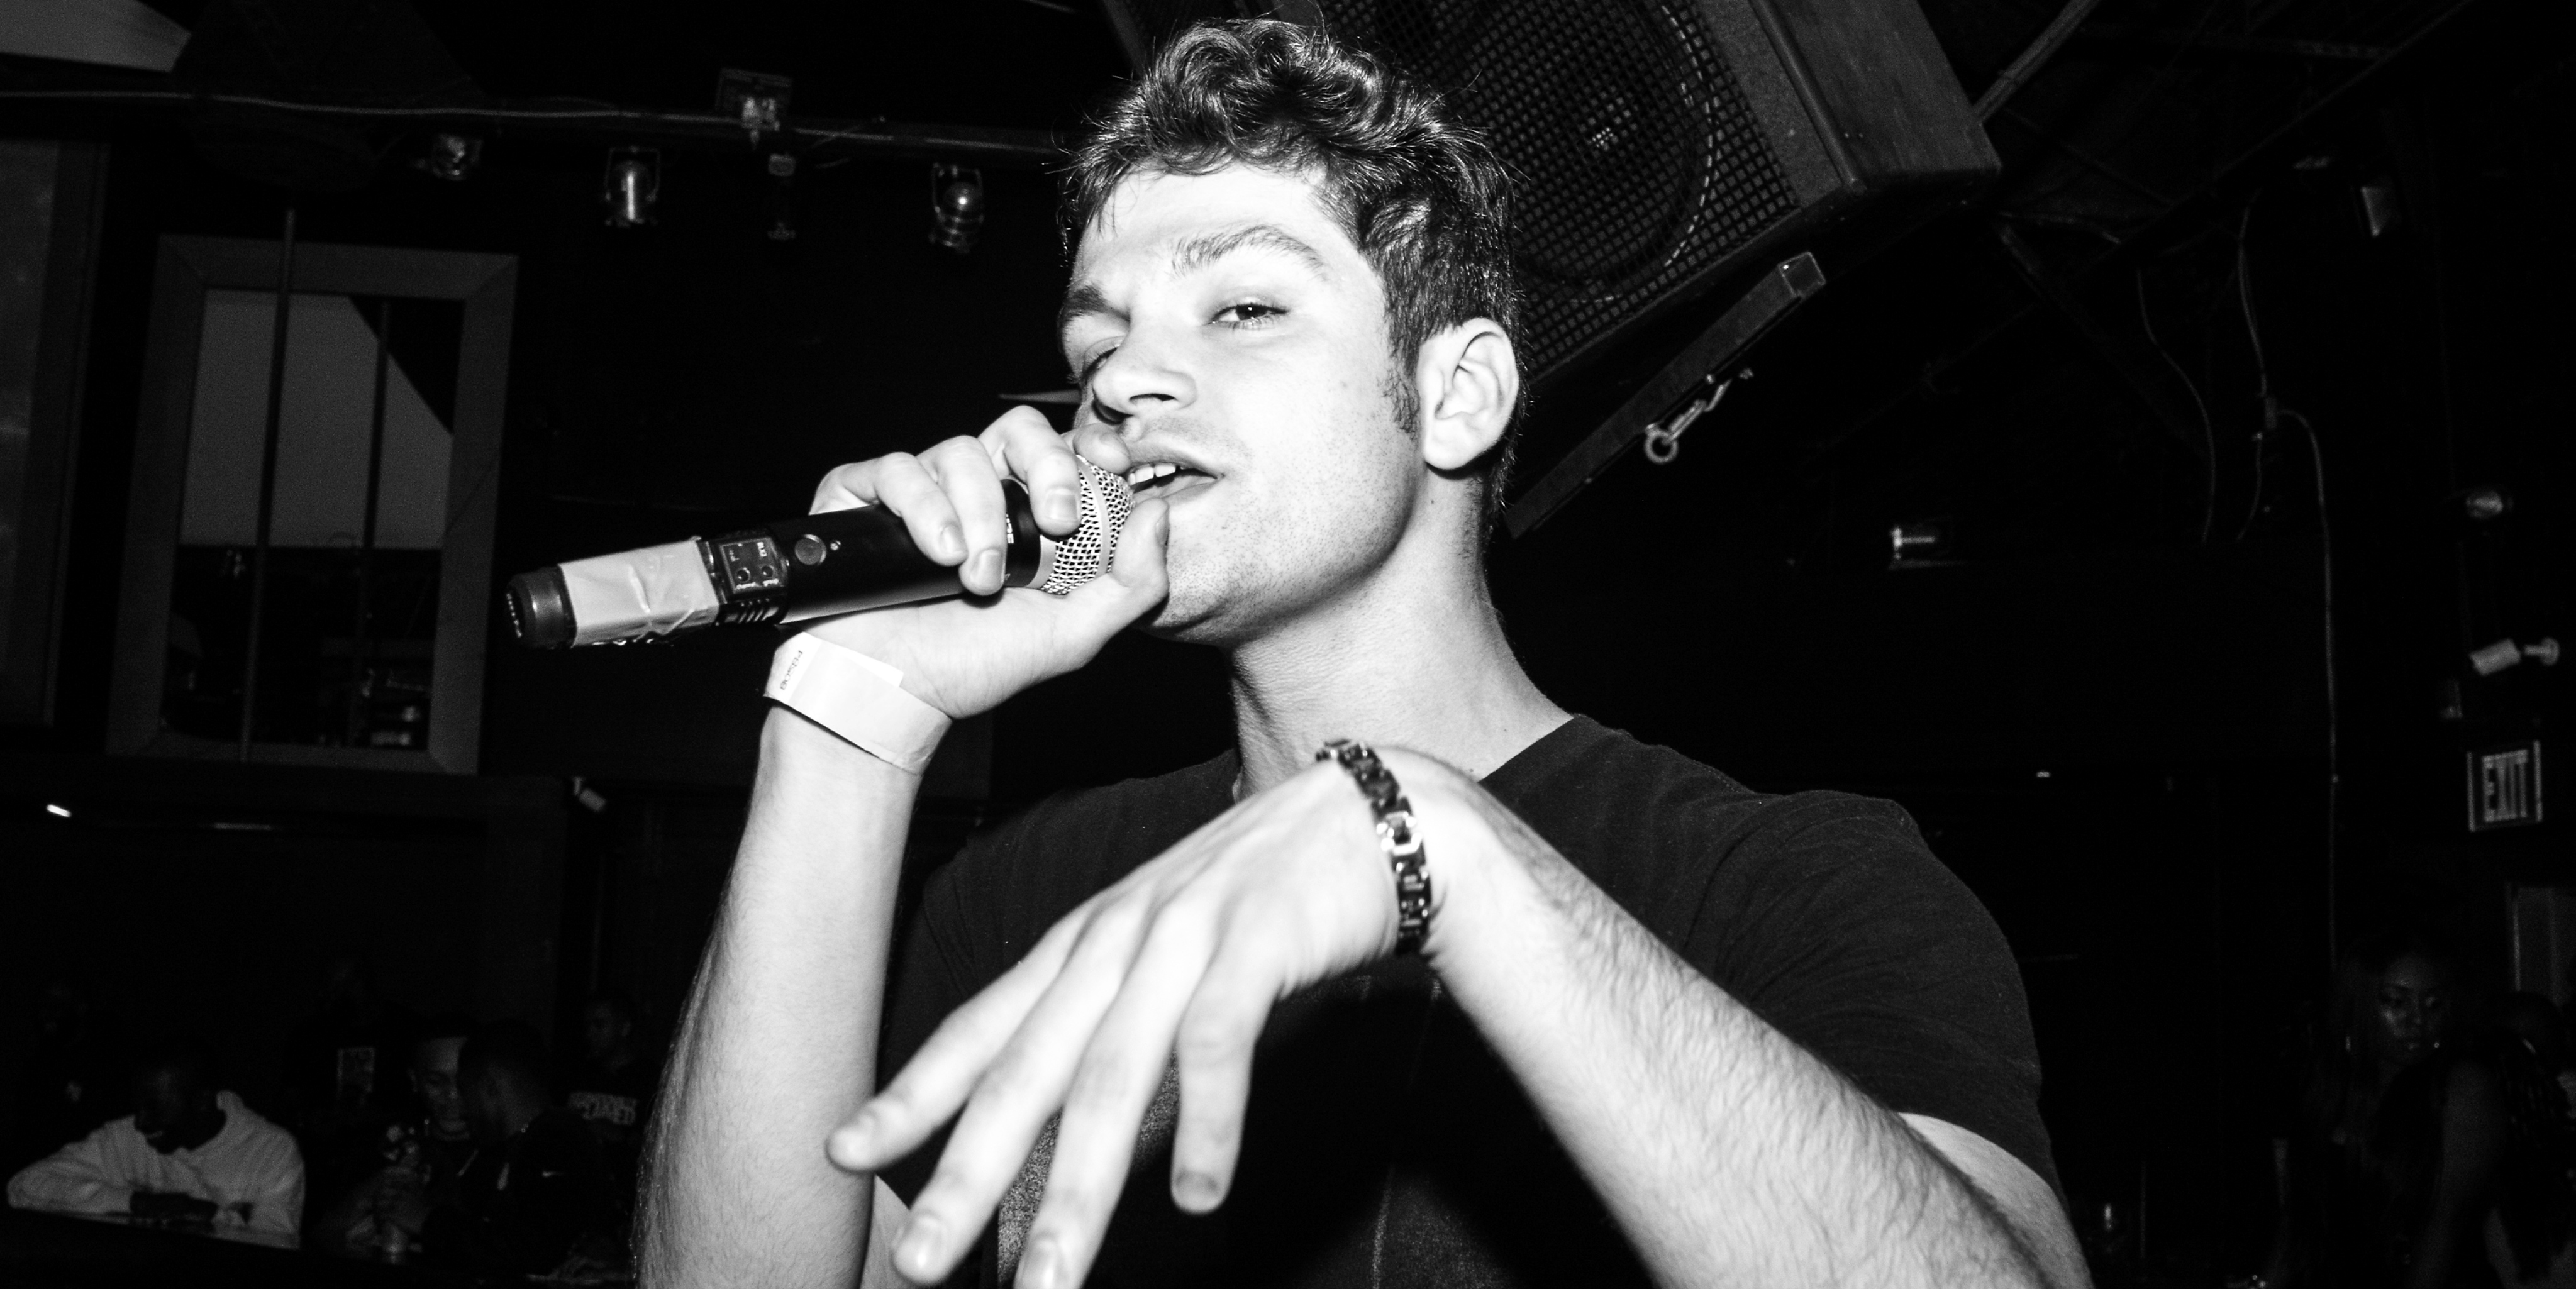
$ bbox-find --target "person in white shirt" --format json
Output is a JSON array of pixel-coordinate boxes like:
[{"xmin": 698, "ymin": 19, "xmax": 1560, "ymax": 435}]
[{"xmin": 6, "ymin": 1038, "xmax": 304, "ymax": 1244}]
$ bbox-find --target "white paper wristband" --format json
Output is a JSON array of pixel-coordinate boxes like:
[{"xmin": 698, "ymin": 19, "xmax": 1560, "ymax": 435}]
[{"xmin": 763, "ymin": 633, "xmax": 952, "ymax": 775}]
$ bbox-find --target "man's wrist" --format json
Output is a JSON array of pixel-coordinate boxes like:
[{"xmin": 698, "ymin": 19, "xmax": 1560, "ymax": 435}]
[
  {"xmin": 762, "ymin": 704, "xmax": 933, "ymax": 785},
  {"xmin": 1367, "ymin": 751, "xmax": 1507, "ymax": 966},
  {"xmin": 763, "ymin": 632, "xmax": 952, "ymax": 774}
]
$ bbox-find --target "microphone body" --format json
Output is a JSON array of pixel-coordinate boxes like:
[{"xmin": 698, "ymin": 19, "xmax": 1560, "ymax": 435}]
[{"xmin": 506, "ymin": 462, "xmax": 1131, "ymax": 649}]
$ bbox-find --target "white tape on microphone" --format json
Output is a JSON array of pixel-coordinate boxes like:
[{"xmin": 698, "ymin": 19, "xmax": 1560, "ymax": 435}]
[
  {"xmin": 560, "ymin": 541, "xmax": 722, "ymax": 645},
  {"xmin": 763, "ymin": 633, "xmax": 952, "ymax": 774}
]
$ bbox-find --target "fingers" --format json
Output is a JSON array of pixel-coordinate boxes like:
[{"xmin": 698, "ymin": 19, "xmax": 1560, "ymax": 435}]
[
  {"xmin": 1066, "ymin": 423, "xmax": 1131, "ymax": 476},
  {"xmin": 1169, "ymin": 937, "xmax": 1271, "ymax": 1214},
  {"xmin": 1058, "ymin": 495, "xmax": 1169, "ymax": 626},
  {"xmin": 920, "ymin": 436, "xmax": 1012, "ymax": 595},
  {"xmin": 811, "ymin": 451, "xmax": 969, "ymax": 582},
  {"xmin": 830, "ymin": 912, "xmax": 1089, "ymax": 1174},
  {"xmin": 1021, "ymin": 910, "xmax": 1221, "ymax": 1287},
  {"xmin": 985, "ymin": 406, "xmax": 1085, "ymax": 536},
  {"xmin": 887, "ymin": 901, "xmax": 1158, "ymax": 1285},
  {"xmin": 808, "ymin": 436, "xmax": 1018, "ymax": 594}
]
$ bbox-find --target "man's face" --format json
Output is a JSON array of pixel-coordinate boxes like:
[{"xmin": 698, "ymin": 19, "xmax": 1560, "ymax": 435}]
[
  {"xmin": 130, "ymin": 1068, "xmax": 211, "ymax": 1151},
  {"xmin": 582, "ymin": 1003, "xmax": 630, "ymax": 1064},
  {"xmin": 459, "ymin": 1066, "xmax": 510, "ymax": 1143},
  {"xmin": 1062, "ymin": 165, "xmax": 1426, "ymax": 642},
  {"xmin": 411, "ymin": 1036, "xmax": 468, "ymax": 1136}
]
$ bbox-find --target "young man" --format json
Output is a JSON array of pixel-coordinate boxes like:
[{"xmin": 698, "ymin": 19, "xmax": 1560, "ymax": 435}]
[
  {"xmin": 6, "ymin": 1038, "xmax": 304, "ymax": 1244},
  {"xmin": 644, "ymin": 20, "xmax": 2085, "ymax": 1289}
]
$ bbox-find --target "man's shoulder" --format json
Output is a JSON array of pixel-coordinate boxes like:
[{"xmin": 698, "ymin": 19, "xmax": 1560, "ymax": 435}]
[
  {"xmin": 1506, "ymin": 717, "xmax": 1925, "ymax": 861},
  {"xmin": 213, "ymin": 1092, "xmax": 303, "ymax": 1163}
]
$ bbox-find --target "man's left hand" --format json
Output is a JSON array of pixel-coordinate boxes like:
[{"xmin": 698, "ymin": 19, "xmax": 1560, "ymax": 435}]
[
  {"xmin": 129, "ymin": 1191, "xmax": 219, "ymax": 1224},
  {"xmin": 828, "ymin": 748, "xmax": 1472, "ymax": 1289}
]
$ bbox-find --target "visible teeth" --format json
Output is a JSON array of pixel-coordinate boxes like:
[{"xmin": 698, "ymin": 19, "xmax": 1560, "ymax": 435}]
[{"xmin": 1123, "ymin": 462, "xmax": 1182, "ymax": 485}]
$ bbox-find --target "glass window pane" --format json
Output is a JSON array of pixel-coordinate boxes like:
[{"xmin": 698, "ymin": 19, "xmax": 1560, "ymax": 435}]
[{"xmin": 165, "ymin": 290, "xmax": 459, "ymax": 749}]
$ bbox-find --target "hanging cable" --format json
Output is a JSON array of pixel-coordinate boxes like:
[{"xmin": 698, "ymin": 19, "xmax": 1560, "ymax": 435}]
[
  {"xmin": 2235, "ymin": 196, "xmax": 2340, "ymax": 976},
  {"xmin": 2138, "ymin": 267, "xmax": 2218, "ymax": 543},
  {"xmin": 2231, "ymin": 201, "xmax": 2269, "ymax": 542},
  {"xmin": 2287, "ymin": 407, "xmax": 2337, "ymax": 973}
]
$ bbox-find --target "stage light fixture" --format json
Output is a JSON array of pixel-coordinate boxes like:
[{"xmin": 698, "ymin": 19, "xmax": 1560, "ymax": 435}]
[
  {"xmin": 716, "ymin": 69, "xmax": 794, "ymax": 147},
  {"xmin": 930, "ymin": 164, "xmax": 985, "ymax": 254},
  {"xmin": 604, "ymin": 147, "xmax": 660, "ymax": 228},
  {"xmin": 415, "ymin": 133, "xmax": 482, "ymax": 182}
]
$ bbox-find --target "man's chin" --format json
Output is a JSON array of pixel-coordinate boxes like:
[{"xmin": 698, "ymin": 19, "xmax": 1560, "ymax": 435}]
[{"xmin": 1135, "ymin": 582, "xmax": 1254, "ymax": 647}]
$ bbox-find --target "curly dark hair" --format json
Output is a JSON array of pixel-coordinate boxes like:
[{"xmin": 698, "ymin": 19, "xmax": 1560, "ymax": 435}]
[{"xmin": 1063, "ymin": 19, "xmax": 1524, "ymax": 516}]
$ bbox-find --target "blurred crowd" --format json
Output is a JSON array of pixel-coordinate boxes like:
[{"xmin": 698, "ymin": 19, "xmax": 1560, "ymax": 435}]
[{"xmin": 3, "ymin": 961, "xmax": 662, "ymax": 1280}]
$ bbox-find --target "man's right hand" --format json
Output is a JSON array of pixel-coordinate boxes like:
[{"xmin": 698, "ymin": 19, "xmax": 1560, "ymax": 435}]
[{"xmin": 797, "ymin": 406, "xmax": 1169, "ymax": 723}]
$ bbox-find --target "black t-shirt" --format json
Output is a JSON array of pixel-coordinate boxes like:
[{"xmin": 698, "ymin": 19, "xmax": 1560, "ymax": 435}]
[
  {"xmin": 564, "ymin": 1056, "xmax": 660, "ymax": 1139},
  {"xmin": 880, "ymin": 716, "xmax": 2053, "ymax": 1287},
  {"xmin": 423, "ymin": 1109, "xmax": 623, "ymax": 1275}
]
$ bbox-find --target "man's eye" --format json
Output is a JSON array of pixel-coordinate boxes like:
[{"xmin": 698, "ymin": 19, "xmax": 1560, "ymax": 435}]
[
  {"xmin": 1214, "ymin": 302, "xmax": 1283, "ymax": 326},
  {"xmin": 1077, "ymin": 346, "xmax": 1118, "ymax": 385}
]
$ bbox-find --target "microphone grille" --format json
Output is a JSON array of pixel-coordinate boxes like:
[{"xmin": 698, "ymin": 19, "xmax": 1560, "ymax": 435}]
[{"xmin": 1038, "ymin": 458, "xmax": 1133, "ymax": 595}]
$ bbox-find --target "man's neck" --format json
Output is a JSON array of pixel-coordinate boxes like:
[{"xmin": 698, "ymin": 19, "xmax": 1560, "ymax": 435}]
[{"xmin": 1226, "ymin": 534, "xmax": 1563, "ymax": 794}]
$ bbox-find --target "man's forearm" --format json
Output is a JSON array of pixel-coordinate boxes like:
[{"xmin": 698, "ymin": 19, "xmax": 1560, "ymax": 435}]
[
  {"xmin": 640, "ymin": 710, "xmax": 919, "ymax": 1288},
  {"xmin": 1428, "ymin": 793, "xmax": 2051, "ymax": 1288}
]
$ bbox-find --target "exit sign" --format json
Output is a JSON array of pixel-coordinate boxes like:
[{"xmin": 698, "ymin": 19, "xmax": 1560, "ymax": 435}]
[{"xmin": 2468, "ymin": 740, "xmax": 2545, "ymax": 832}]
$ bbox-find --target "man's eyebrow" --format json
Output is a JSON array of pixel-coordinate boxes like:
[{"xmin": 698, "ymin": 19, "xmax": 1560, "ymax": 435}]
[
  {"xmin": 1055, "ymin": 223, "xmax": 1330, "ymax": 355},
  {"xmin": 1056, "ymin": 281, "xmax": 1112, "ymax": 340},
  {"xmin": 1169, "ymin": 223, "xmax": 1331, "ymax": 278}
]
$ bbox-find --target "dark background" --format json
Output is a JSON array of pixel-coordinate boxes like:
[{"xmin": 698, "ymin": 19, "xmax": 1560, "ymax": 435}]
[{"xmin": 4, "ymin": 0, "xmax": 2572, "ymax": 1280}]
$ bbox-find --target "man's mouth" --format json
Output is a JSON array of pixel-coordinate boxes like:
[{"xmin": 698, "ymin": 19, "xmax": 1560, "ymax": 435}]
[{"xmin": 1124, "ymin": 460, "xmax": 1213, "ymax": 497}]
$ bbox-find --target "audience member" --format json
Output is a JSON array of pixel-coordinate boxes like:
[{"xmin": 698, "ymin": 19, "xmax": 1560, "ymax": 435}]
[
  {"xmin": 4, "ymin": 978, "xmax": 122, "ymax": 1177},
  {"xmin": 2263, "ymin": 929, "xmax": 2567, "ymax": 1288},
  {"xmin": 2487, "ymin": 993, "xmax": 2576, "ymax": 1283},
  {"xmin": 279, "ymin": 959, "xmax": 409, "ymax": 1129},
  {"xmin": 418, "ymin": 1021, "xmax": 623, "ymax": 1275},
  {"xmin": 563, "ymin": 989, "xmax": 660, "ymax": 1171},
  {"xmin": 306, "ymin": 1012, "xmax": 479, "ymax": 1256},
  {"xmin": 6, "ymin": 1036, "xmax": 304, "ymax": 1242}
]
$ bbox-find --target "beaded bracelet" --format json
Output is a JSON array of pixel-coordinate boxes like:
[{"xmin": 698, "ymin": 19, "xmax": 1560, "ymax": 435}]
[{"xmin": 1316, "ymin": 739, "xmax": 1432, "ymax": 956}]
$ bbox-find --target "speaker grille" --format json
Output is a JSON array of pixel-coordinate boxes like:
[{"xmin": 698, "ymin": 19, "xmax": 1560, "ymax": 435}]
[{"xmin": 1314, "ymin": 0, "xmax": 1801, "ymax": 378}]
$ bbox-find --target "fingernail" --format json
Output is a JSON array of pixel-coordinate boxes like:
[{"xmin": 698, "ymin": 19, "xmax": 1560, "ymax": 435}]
[
  {"xmin": 938, "ymin": 524, "xmax": 965, "ymax": 561},
  {"xmin": 1045, "ymin": 485, "xmax": 1079, "ymax": 529},
  {"xmin": 831, "ymin": 1110, "xmax": 876, "ymax": 1159},
  {"xmin": 973, "ymin": 548, "xmax": 1004, "ymax": 587},
  {"xmin": 897, "ymin": 1214, "xmax": 945, "ymax": 1275},
  {"xmin": 1019, "ymin": 1236, "xmax": 1065, "ymax": 1289},
  {"xmin": 1174, "ymin": 1170, "xmax": 1223, "ymax": 1210}
]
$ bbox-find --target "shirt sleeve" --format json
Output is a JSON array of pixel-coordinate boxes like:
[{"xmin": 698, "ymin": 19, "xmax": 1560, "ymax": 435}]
[
  {"xmin": 6, "ymin": 1122, "xmax": 139, "ymax": 1216},
  {"xmin": 1692, "ymin": 796, "xmax": 2059, "ymax": 1197},
  {"xmin": 242, "ymin": 1132, "xmax": 305, "ymax": 1241}
]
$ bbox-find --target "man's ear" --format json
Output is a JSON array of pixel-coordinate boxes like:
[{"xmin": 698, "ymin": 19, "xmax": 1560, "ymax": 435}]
[{"xmin": 1413, "ymin": 318, "xmax": 1519, "ymax": 472}]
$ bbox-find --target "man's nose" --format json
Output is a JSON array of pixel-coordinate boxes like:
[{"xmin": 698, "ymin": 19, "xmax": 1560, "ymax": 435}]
[{"xmin": 1087, "ymin": 333, "xmax": 1195, "ymax": 424}]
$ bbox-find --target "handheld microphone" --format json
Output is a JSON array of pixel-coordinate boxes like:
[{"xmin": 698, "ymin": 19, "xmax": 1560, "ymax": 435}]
[{"xmin": 503, "ymin": 458, "xmax": 1133, "ymax": 649}]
